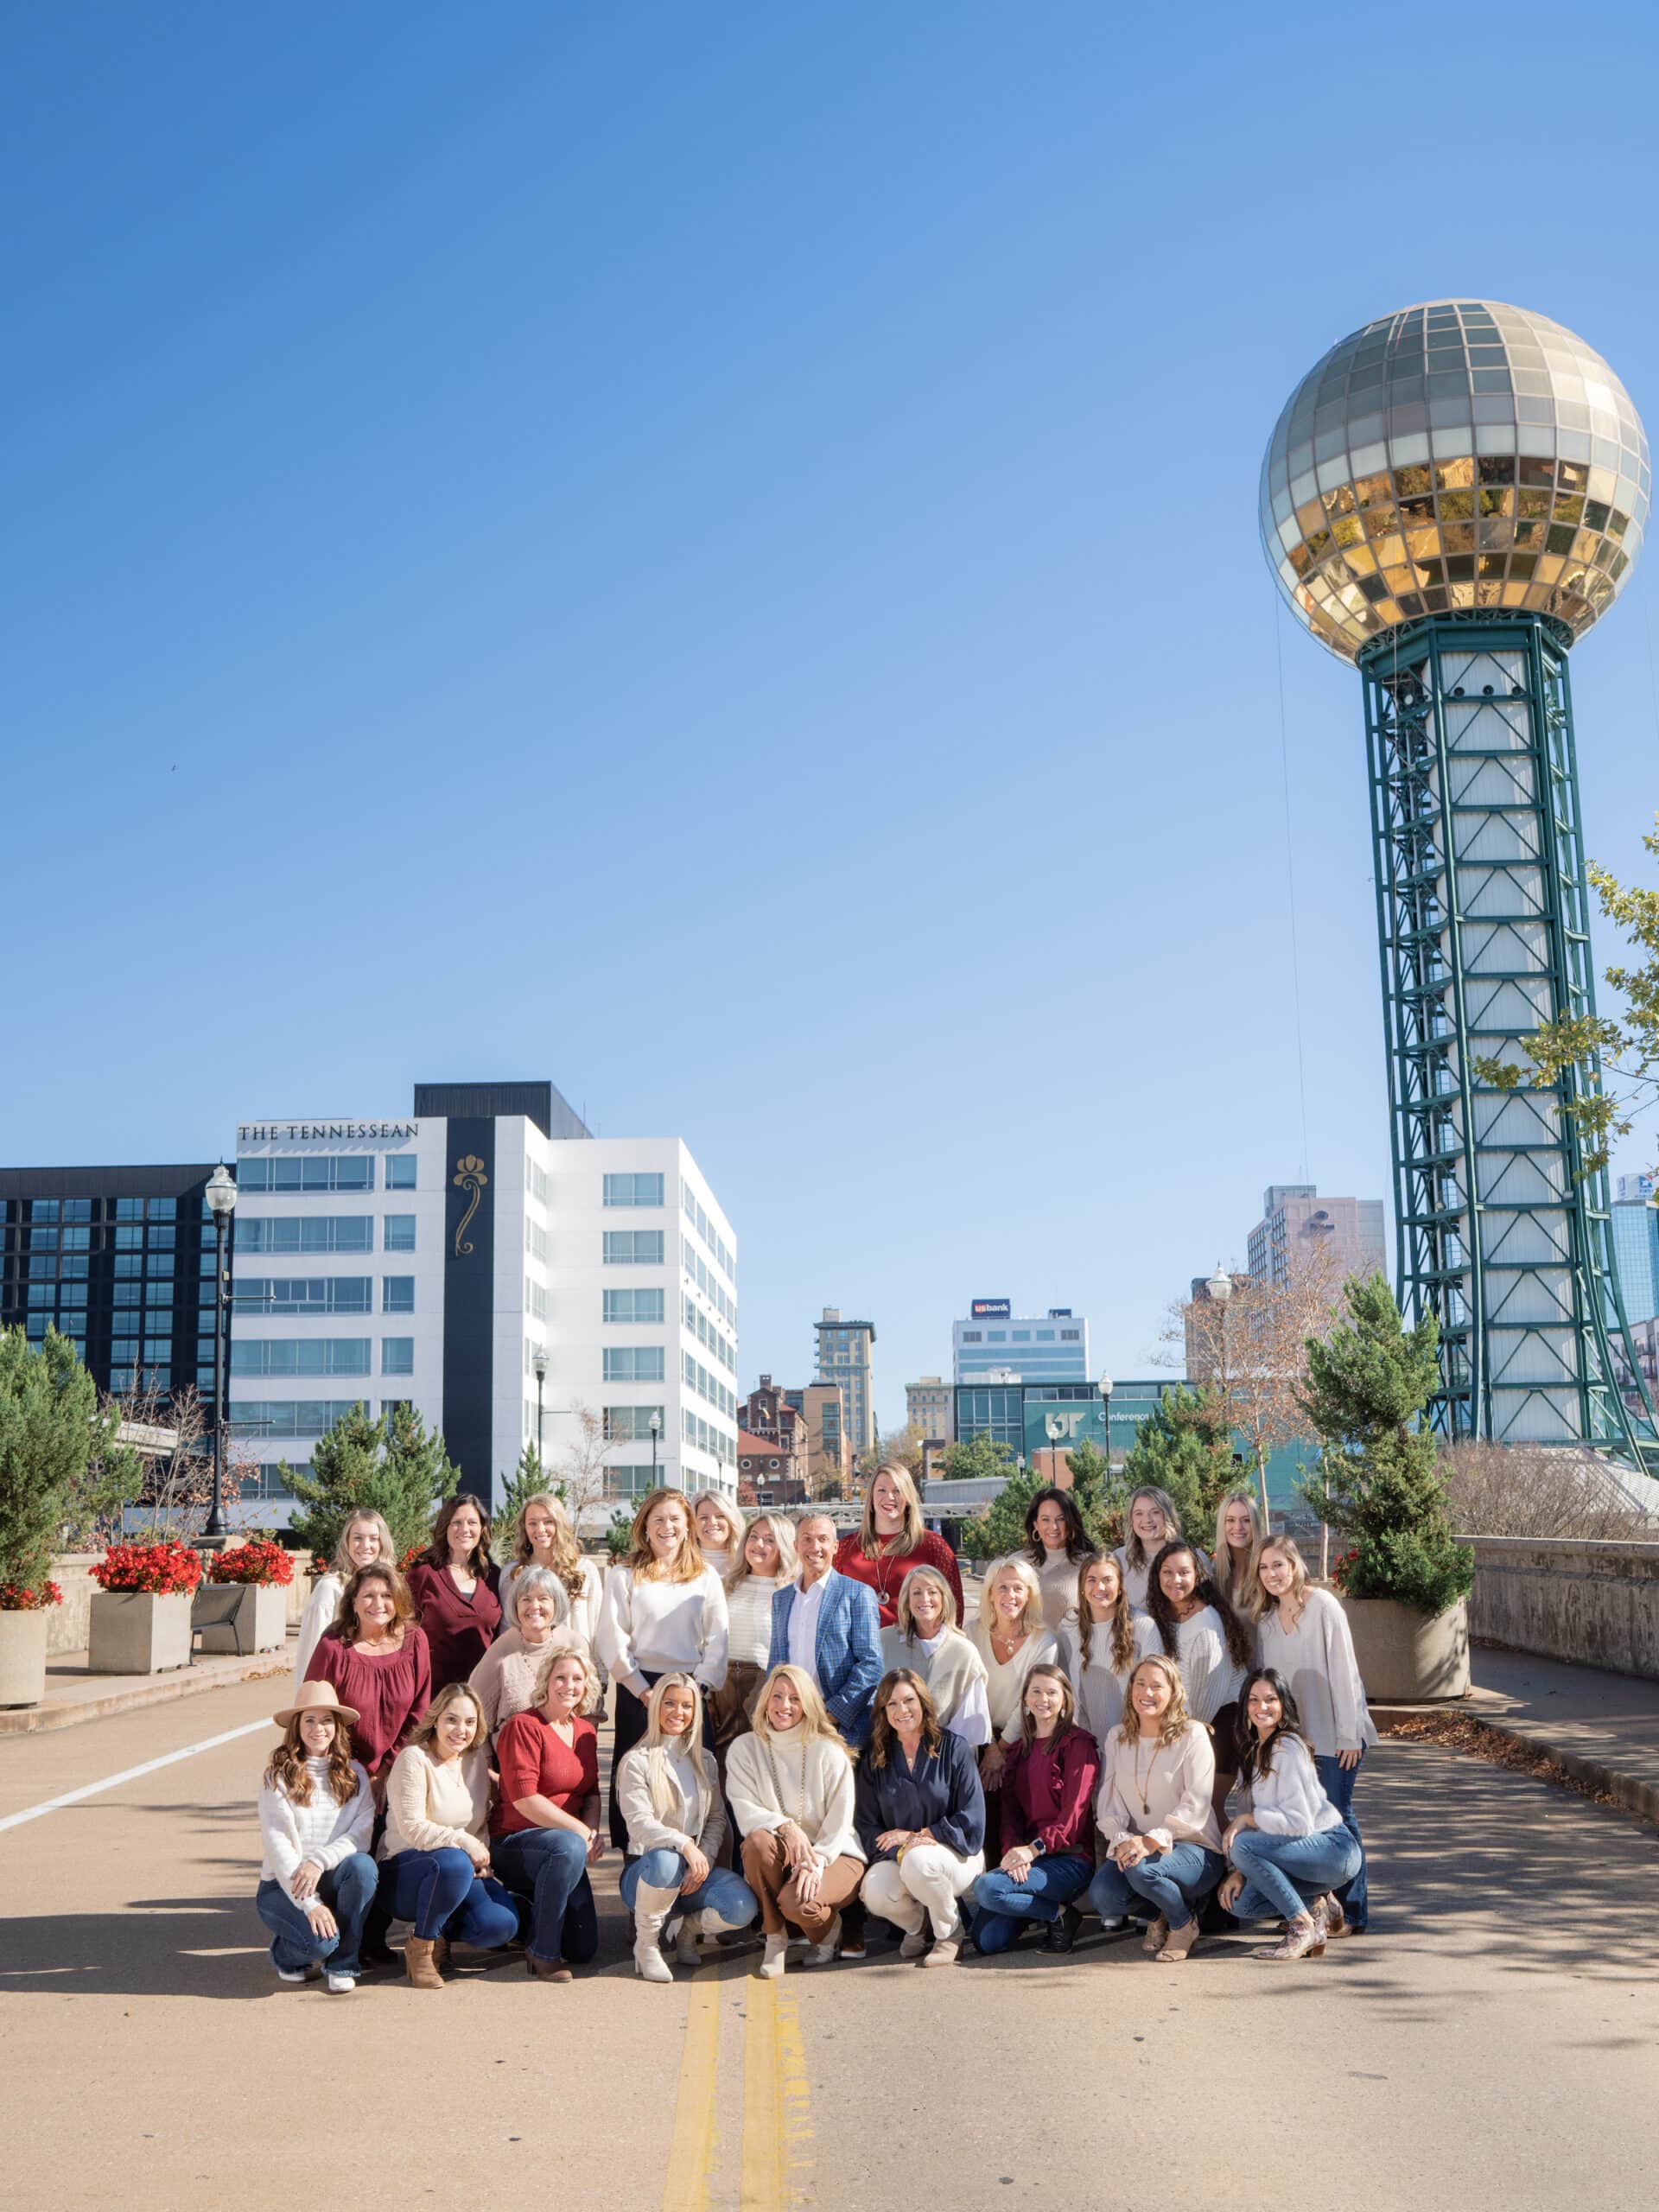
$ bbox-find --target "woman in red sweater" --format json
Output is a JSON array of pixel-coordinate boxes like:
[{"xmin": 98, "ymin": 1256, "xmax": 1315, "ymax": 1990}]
[
  {"xmin": 967, "ymin": 1663, "xmax": 1099, "ymax": 1957},
  {"xmin": 406, "ymin": 1493, "xmax": 502, "ymax": 1692},
  {"xmin": 303, "ymin": 1563, "xmax": 432, "ymax": 1789},
  {"xmin": 836, "ymin": 1464, "xmax": 963, "ymax": 1629},
  {"xmin": 492, "ymin": 1647, "xmax": 605, "ymax": 1981}
]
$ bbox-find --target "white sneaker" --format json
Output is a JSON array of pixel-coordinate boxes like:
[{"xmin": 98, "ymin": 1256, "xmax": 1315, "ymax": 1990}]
[
  {"xmin": 759, "ymin": 1934, "xmax": 788, "ymax": 1979},
  {"xmin": 804, "ymin": 1912, "xmax": 842, "ymax": 1967},
  {"xmin": 324, "ymin": 1972, "xmax": 356, "ymax": 1994},
  {"xmin": 275, "ymin": 1967, "xmax": 309, "ymax": 1984}
]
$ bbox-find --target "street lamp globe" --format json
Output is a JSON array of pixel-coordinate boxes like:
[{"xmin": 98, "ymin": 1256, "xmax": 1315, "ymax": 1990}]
[
  {"xmin": 1206, "ymin": 1264, "xmax": 1233, "ymax": 1306},
  {"xmin": 648, "ymin": 1410, "xmax": 662, "ymax": 1436},
  {"xmin": 205, "ymin": 1163, "xmax": 238, "ymax": 1218},
  {"xmin": 531, "ymin": 1347, "xmax": 549, "ymax": 1383}
]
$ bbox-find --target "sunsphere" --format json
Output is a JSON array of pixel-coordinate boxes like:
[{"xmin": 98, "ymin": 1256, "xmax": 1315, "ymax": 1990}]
[{"xmin": 1261, "ymin": 301, "xmax": 1649, "ymax": 662}]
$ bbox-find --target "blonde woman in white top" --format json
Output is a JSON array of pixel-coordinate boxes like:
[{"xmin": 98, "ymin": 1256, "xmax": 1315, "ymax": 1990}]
[
  {"xmin": 1255, "ymin": 1535, "xmax": 1377, "ymax": 1932},
  {"xmin": 1219, "ymin": 1668, "xmax": 1361, "ymax": 1961},
  {"xmin": 969, "ymin": 1558, "xmax": 1060, "ymax": 1782},
  {"xmin": 597, "ymin": 1487, "xmax": 730, "ymax": 1847},
  {"xmin": 712, "ymin": 1511, "xmax": 798, "ymax": 1762},
  {"xmin": 467, "ymin": 1567, "xmax": 582, "ymax": 1738},
  {"xmin": 880, "ymin": 1566, "xmax": 992, "ymax": 1746},
  {"xmin": 1211, "ymin": 1491, "xmax": 1264, "ymax": 1616},
  {"xmin": 377, "ymin": 1683, "xmax": 520, "ymax": 1986},
  {"xmin": 498, "ymin": 1491, "xmax": 605, "ymax": 1654},
  {"xmin": 615, "ymin": 1673, "xmax": 759, "ymax": 1980},
  {"xmin": 1087, "ymin": 1653, "xmax": 1225, "ymax": 1961},
  {"xmin": 691, "ymin": 1491, "xmax": 746, "ymax": 1585},
  {"xmin": 292, "ymin": 1510, "xmax": 393, "ymax": 1693},
  {"xmin": 256, "ymin": 1680, "xmax": 377, "ymax": 1991},
  {"xmin": 1057, "ymin": 1553, "xmax": 1155, "ymax": 1750},
  {"xmin": 727, "ymin": 1664, "xmax": 864, "ymax": 1978}
]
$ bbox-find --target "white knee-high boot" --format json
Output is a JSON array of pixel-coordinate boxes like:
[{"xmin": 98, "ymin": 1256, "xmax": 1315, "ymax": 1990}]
[{"xmin": 633, "ymin": 1881, "xmax": 679, "ymax": 1984}]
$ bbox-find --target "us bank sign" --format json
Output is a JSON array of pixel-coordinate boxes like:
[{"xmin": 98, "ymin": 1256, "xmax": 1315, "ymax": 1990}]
[{"xmin": 237, "ymin": 1122, "xmax": 419, "ymax": 1141}]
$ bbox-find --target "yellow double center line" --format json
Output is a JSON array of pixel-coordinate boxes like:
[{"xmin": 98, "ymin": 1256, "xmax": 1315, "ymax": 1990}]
[{"xmin": 660, "ymin": 1952, "xmax": 814, "ymax": 2210}]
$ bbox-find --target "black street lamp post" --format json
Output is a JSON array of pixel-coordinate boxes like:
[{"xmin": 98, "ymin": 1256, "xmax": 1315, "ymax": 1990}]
[{"xmin": 202, "ymin": 1163, "xmax": 238, "ymax": 1541}]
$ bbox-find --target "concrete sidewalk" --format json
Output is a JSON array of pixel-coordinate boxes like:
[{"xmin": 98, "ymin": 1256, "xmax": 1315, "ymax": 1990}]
[
  {"xmin": 1460, "ymin": 1643, "xmax": 1659, "ymax": 1825},
  {"xmin": 0, "ymin": 1642, "xmax": 289, "ymax": 1738}
]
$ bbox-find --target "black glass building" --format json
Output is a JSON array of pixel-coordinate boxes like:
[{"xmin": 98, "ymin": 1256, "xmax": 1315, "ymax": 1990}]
[{"xmin": 0, "ymin": 1163, "xmax": 228, "ymax": 1403}]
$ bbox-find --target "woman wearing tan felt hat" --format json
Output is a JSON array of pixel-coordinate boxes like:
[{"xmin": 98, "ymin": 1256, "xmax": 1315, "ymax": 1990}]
[{"xmin": 255, "ymin": 1681, "xmax": 378, "ymax": 1993}]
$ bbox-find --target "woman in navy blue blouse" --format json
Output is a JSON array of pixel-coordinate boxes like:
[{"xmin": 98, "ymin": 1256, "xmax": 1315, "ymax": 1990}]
[{"xmin": 855, "ymin": 1669, "xmax": 986, "ymax": 1967}]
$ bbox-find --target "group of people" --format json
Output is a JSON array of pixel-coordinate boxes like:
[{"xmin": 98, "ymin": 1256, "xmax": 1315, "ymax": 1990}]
[{"xmin": 256, "ymin": 1466, "xmax": 1374, "ymax": 1992}]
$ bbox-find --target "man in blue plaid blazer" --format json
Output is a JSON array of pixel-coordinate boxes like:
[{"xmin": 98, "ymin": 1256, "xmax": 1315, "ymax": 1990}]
[{"xmin": 767, "ymin": 1512, "xmax": 883, "ymax": 1749}]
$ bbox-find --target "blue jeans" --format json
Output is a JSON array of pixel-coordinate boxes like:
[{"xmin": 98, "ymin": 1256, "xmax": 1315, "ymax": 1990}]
[
  {"xmin": 969, "ymin": 1853, "xmax": 1093, "ymax": 1954},
  {"xmin": 377, "ymin": 1848, "xmax": 520, "ymax": 1947},
  {"xmin": 620, "ymin": 1848, "xmax": 758, "ymax": 1929},
  {"xmin": 255, "ymin": 1853, "xmax": 378, "ymax": 1979},
  {"xmin": 1228, "ymin": 1825, "xmax": 1363, "ymax": 1923},
  {"xmin": 1089, "ymin": 1842, "xmax": 1225, "ymax": 1932},
  {"xmin": 1316, "ymin": 1751, "xmax": 1368, "ymax": 1929},
  {"xmin": 493, "ymin": 1827, "xmax": 600, "ymax": 1966}
]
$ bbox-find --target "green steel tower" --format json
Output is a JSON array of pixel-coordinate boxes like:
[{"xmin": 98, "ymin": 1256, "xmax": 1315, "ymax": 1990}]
[{"xmin": 1261, "ymin": 301, "xmax": 1653, "ymax": 1454}]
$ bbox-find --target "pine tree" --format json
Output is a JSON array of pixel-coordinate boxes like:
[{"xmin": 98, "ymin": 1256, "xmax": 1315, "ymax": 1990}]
[
  {"xmin": 1052, "ymin": 1439, "xmax": 1119, "ymax": 1548},
  {"xmin": 1119, "ymin": 1385, "xmax": 1236, "ymax": 1540},
  {"xmin": 493, "ymin": 1441, "xmax": 558, "ymax": 1561},
  {"xmin": 1, "ymin": 1327, "xmax": 131, "ymax": 1599},
  {"xmin": 1297, "ymin": 1273, "xmax": 1473, "ymax": 1615},
  {"xmin": 286, "ymin": 1401, "xmax": 458, "ymax": 1563},
  {"xmin": 960, "ymin": 1468, "xmax": 1041, "ymax": 1562}
]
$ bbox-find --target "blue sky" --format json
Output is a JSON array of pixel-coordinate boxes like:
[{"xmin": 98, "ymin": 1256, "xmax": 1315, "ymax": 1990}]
[{"xmin": 6, "ymin": 2, "xmax": 1659, "ymax": 1429}]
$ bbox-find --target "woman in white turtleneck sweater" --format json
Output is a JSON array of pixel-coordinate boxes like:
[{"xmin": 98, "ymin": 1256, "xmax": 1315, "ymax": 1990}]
[
  {"xmin": 710, "ymin": 1512, "xmax": 798, "ymax": 1767},
  {"xmin": 614, "ymin": 1674, "xmax": 759, "ymax": 1980},
  {"xmin": 727, "ymin": 1665, "xmax": 864, "ymax": 1978},
  {"xmin": 880, "ymin": 1566, "xmax": 991, "ymax": 1745}
]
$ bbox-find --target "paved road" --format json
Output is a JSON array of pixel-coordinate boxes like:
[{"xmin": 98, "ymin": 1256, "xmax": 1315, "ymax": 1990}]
[{"xmin": 3, "ymin": 1679, "xmax": 1658, "ymax": 2212}]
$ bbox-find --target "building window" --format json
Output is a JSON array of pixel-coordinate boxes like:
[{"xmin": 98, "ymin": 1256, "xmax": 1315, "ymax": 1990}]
[
  {"xmin": 384, "ymin": 1215, "xmax": 416, "ymax": 1253},
  {"xmin": 525, "ymin": 1160, "xmax": 550, "ymax": 1205},
  {"xmin": 239, "ymin": 1217, "xmax": 375, "ymax": 1255},
  {"xmin": 385, "ymin": 1155, "xmax": 417, "ymax": 1192},
  {"xmin": 525, "ymin": 1221, "xmax": 549, "ymax": 1262},
  {"xmin": 382, "ymin": 1277, "xmax": 415, "ymax": 1314},
  {"xmin": 604, "ymin": 1173, "xmax": 664, "ymax": 1208},
  {"xmin": 234, "ymin": 1277, "xmax": 372, "ymax": 1316},
  {"xmin": 1060, "ymin": 1329, "xmax": 1080, "ymax": 1341},
  {"xmin": 603, "ymin": 1404, "xmax": 665, "ymax": 1442},
  {"xmin": 238, "ymin": 1156, "xmax": 375, "ymax": 1194},
  {"xmin": 381, "ymin": 1338, "xmax": 415, "ymax": 1376},
  {"xmin": 232, "ymin": 1338, "xmax": 372, "ymax": 1377},
  {"xmin": 527, "ymin": 1281, "xmax": 549, "ymax": 1322},
  {"xmin": 605, "ymin": 1288, "xmax": 664, "ymax": 1324},
  {"xmin": 605, "ymin": 1464, "xmax": 659, "ymax": 1500},
  {"xmin": 230, "ymin": 1400, "xmax": 364, "ymax": 1439},
  {"xmin": 960, "ymin": 1331, "xmax": 982, "ymax": 1344},
  {"xmin": 604, "ymin": 1230, "xmax": 664, "ymax": 1266},
  {"xmin": 604, "ymin": 1346, "xmax": 665, "ymax": 1382}
]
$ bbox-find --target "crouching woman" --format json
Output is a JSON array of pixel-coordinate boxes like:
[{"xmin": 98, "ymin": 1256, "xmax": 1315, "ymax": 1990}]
[
  {"xmin": 1088, "ymin": 1654, "xmax": 1225, "ymax": 1962},
  {"xmin": 1217, "ymin": 1668, "xmax": 1362, "ymax": 1961},
  {"xmin": 615, "ymin": 1673, "xmax": 758, "ymax": 1983},
  {"xmin": 256, "ymin": 1681, "xmax": 378, "ymax": 1993},
  {"xmin": 377, "ymin": 1683, "xmax": 520, "ymax": 1987},
  {"xmin": 727, "ymin": 1665, "xmax": 865, "ymax": 1980},
  {"xmin": 855, "ymin": 1669, "xmax": 985, "ymax": 1967}
]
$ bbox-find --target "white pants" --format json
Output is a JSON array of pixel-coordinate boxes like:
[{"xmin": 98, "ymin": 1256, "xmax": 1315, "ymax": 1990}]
[{"xmin": 861, "ymin": 1845, "xmax": 985, "ymax": 1939}]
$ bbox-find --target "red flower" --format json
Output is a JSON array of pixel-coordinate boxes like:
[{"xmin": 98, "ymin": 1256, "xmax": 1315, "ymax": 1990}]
[
  {"xmin": 206, "ymin": 1539, "xmax": 295, "ymax": 1587},
  {"xmin": 1330, "ymin": 1548, "xmax": 1360, "ymax": 1593},
  {"xmin": 0, "ymin": 1580, "xmax": 63, "ymax": 1611},
  {"xmin": 400, "ymin": 1542, "xmax": 426, "ymax": 1573},
  {"xmin": 92, "ymin": 1542, "xmax": 206, "ymax": 1596}
]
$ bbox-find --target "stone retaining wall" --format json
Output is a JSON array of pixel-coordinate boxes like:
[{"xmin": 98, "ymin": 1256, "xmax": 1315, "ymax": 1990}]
[{"xmin": 1467, "ymin": 1536, "xmax": 1659, "ymax": 1681}]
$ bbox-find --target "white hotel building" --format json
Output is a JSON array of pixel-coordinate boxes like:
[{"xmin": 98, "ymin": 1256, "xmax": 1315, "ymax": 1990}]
[{"xmin": 230, "ymin": 1079, "xmax": 738, "ymax": 1527}]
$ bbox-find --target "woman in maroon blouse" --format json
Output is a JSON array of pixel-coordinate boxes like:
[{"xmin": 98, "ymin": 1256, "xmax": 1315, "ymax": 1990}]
[
  {"xmin": 406, "ymin": 1493, "xmax": 502, "ymax": 1692},
  {"xmin": 967, "ymin": 1662, "xmax": 1100, "ymax": 1957},
  {"xmin": 836, "ymin": 1464, "xmax": 964, "ymax": 1630},
  {"xmin": 303, "ymin": 1562, "xmax": 432, "ymax": 1791}
]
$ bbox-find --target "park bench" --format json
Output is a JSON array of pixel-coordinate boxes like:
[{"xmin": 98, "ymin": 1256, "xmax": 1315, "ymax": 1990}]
[{"xmin": 189, "ymin": 1585, "xmax": 249, "ymax": 1660}]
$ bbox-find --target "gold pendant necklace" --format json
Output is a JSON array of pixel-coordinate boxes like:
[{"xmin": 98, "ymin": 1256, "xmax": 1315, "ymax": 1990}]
[{"xmin": 1133, "ymin": 1734, "xmax": 1158, "ymax": 1815}]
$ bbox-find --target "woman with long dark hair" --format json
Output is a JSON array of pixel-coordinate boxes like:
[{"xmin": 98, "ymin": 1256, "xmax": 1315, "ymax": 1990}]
[
  {"xmin": 304, "ymin": 1561, "xmax": 432, "ymax": 1792},
  {"xmin": 967, "ymin": 1664, "xmax": 1099, "ymax": 1957},
  {"xmin": 1145, "ymin": 1540, "xmax": 1255, "ymax": 1815},
  {"xmin": 1020, "ymin": 1486, "xmax": 1094, "ymax": 1631},
  {"xmin": 855, "ymin": 1669, "xmax": 985, "ymax": 1967},
  {"xmin": 292, "ymin": 1510, "xmax": 395, "ymax": 1694},
  {"xmin": 1218, "ymin": 1668, "xmax": 1362, "ymax": 1961},
  {"xmin": 406, "ymin": 1493, "xmax": 502, "ymax": 1692},
  {"xmin": 255, "ymin": 1681, "xmax": 377, "ymax": 1992}
]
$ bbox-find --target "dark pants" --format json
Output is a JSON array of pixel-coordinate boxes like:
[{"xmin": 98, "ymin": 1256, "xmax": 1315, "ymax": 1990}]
[
  {"xmin": 969, "ymin": 1853, "xmax": 1093, "ymax": 1955},
  {"xmin": 255, "ymin": 1854, "xmax": 378, "ymax": 1979},
  {"xmin": 493, "ymin": 1827, "xmax": 600, "ymax": 1965},
  {"xmin": 1316, "ymin": 1751, "xmax": 1369, "ymax": 1929},
  {"xmin": 378, "ymin": 1848, "xmax": 520, "ymax": 1946}
]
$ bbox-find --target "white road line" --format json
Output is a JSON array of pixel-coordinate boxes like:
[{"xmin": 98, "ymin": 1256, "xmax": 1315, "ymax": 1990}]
[{"xmin": 0, "ymin": 1718, "xmax": 270, "ymax": 1836}]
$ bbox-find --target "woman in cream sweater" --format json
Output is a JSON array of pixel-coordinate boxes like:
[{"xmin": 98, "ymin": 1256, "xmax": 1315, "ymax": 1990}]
[
  {"xmin": 1056, "ymin": 1552, "xmax": 1153, "ymax": 1751},
  {"xmin": 727, "ymin": 1664, "xmax": 864, "ymax": 1980},
  {"xmin": 969, "ymin": 1557, "xmax": 1061, "ymax": 1784},
  {"xmin": 1086, "ymin": 1654, "xmax": 1225, "ymax": 1961},
  {"xmin": 880, "ymin": 1566, "xmax": 992, "ymax": 1745},
  {"xmin": 614, "ymin": 1673, "xmax": 758, "ymax": 1981},
  {"xmin": 377, "ymin": 1683, "xmax": 520, "ymax": 1986},
  {"xmin": 712, "ymin": 1511, "xmax": 798, "ymax": 1765}
]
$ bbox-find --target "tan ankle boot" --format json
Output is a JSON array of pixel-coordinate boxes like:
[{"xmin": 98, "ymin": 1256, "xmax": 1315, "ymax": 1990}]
[
  {"xmin": 1155, "ymin": 1917, "xmax": 1200, "ymax": 1962},
  {"xmin": 404, "ymin": 1936, "xmax": 443, "ymax": 1989}
]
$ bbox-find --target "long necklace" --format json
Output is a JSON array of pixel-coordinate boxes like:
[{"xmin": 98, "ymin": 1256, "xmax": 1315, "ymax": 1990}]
[
  {"xmin": 1132, "ymin": 1732, "xmax": 1160, "ymax": 1815},
  {"xmin": 761, "ymin": 1729, "xmax": 810, "ymax": 1819}
]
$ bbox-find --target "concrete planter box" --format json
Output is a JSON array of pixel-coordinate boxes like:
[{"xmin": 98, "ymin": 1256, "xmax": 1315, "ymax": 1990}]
[
  {"xmin": 0, "ymin": 1611, "xmax": 49, "ymax": 1707},
  {"xmin": 88, "ymin": 1591, "xmax": 193, "ymax": 1675},
  {"xmin": 1343, "ymin": 1593, "xmax": 1470, "ymax": 1701},
  {"xmin": 196, "ymin": 1581, "xmax": 288, "ymax": 1655}
]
